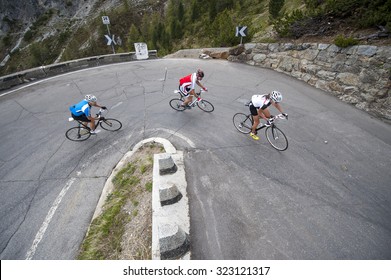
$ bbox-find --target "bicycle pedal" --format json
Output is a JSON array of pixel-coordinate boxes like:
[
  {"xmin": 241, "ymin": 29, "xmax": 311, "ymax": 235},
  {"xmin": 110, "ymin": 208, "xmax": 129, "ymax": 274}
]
[{"xmin": 90, "ymin": 131, "xmax": 99, "ymax": 135}]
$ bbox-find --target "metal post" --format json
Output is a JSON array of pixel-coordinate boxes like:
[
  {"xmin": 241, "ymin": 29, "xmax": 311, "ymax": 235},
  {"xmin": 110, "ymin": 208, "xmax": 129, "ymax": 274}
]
[{"xmin": 106, "ymin": 24, "xmax": 115, "ymax": 54}]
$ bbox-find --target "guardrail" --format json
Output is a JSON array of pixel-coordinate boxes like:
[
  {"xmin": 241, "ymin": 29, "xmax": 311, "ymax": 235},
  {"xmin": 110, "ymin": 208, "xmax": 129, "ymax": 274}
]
[{"xmin": 0, "ymin": 50, "xmax": 158, "ymax": 91}]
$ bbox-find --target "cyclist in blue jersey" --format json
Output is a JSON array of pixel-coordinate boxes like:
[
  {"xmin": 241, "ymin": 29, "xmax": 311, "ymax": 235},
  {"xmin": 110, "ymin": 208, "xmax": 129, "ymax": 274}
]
[{"xmin": 69, "ymin": 95, "xmax": 107, "ymax": 134}]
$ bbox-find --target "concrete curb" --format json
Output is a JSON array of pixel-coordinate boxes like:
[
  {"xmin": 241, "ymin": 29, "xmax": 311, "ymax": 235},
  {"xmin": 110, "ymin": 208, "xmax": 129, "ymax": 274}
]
[
  {"xmin": 91, "ymin": 137, "xmax": 190, "ymax": 260},
  {"xmin": 152, "ymin": 152, "xmax": 190, "ymax": 260}
]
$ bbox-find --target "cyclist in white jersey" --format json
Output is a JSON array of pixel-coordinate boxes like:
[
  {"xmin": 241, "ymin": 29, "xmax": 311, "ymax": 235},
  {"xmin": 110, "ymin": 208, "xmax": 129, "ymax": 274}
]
[{"xmin": 249, "ymin": 91, "xmax": 287, "ymax": 140}]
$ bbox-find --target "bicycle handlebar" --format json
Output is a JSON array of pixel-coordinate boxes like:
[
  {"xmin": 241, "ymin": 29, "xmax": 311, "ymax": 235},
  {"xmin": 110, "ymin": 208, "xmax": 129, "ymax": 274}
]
[
  {"xmin": 270, "ymin": 113, "xmax": 288, "ymax": 122},
  {"xmin": 95, "ymin": 108, "xmax": 107, "ymax": 117}
]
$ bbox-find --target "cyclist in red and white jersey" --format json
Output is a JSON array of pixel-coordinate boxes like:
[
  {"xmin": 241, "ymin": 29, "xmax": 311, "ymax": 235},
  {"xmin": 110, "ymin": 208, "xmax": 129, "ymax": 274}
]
[
  {"xmin": 249, "ymin": 91, "xmax": 287, "ymax": 140},
  {"xmin": 179, "ymin": 69, "xmax": 208, "ymax": 108}
]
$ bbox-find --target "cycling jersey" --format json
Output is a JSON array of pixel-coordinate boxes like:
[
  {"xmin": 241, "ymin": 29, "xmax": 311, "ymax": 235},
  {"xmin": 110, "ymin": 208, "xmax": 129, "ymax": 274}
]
[
  {"xmin": 249, "ymin": 94, "xmax": 272, "ymax": 116},
  {"xmin": 251, "ymin": 94, "xmax": 271, "ymax": 109},
  {"xmin": 69, "ymin": 100, "xmax": 91, "ymax": 117},
  {"xmin": 179, "ymin": 73, "xmax": 197, "ymax": 94}
]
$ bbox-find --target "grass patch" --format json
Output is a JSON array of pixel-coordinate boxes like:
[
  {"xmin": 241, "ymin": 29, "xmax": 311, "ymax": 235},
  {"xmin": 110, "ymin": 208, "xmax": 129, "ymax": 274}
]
[
  {"xmin": 145, "ymin": 181, "xmax": 153, "ymax": 192},
  {"xmin": 77, "ymin": 143, "xmax": 164, "ymax": 260},
  {"xmin": 334, "ymin": 35, "xmax": 359, "ymax": 48}
]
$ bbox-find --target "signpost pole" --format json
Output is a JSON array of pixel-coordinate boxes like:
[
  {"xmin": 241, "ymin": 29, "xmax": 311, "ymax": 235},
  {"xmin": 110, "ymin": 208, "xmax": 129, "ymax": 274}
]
[
  {"xmin": 102, "ymin": 16, "xmax": 115, "ymax": 54},
  {"xmin": 106, "ymin": 24, "xmax": 115, "ymax": 54},
  {"xmin": 236, "ymin": 25, "xmax": 247, "ymax": 45}
]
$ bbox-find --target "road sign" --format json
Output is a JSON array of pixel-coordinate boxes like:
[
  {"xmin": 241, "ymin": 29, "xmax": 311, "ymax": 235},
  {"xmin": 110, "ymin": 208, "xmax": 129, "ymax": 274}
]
[
  {"xmin": 104, "ymin": 34, "xmax": 116, "ymax": 46},
  {"xmin": 134, "ymin": 43, "xmax": 149, "ymax": 60},
  {"xmin": 116, "ymin": 36, "xmax": 122, "ymax": 46},
  {"xmin": 102, "ymin": 16, "xmax": 110, "ymax": 25},
  {"xmin": 236, "ymin": 26, "xmax": 248, "ymax": 37}
]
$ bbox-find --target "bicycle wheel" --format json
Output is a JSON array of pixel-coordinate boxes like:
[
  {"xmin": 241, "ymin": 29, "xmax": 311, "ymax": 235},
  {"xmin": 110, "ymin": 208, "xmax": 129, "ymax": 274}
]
[
  {"xmin": 233, "ymin": 113, "xmax": 252, "ymax": 134},
  {"xmin": 265, "ymin": 126, "xmax": 288, "ymax": 151},
  {"xmin": 169, "ymin": 98, "xmax": 186, "ymax": 111},
  {"xmin": 100, "ymin": 118, "xmax": 122, "ymax": 131},
  {"xmin": 65, "ymin": 127, "xmax": 91, "ymax": 141},
  {"xmin": 197, "ymin": 99, "xmax": 214, "ymax": 112}
]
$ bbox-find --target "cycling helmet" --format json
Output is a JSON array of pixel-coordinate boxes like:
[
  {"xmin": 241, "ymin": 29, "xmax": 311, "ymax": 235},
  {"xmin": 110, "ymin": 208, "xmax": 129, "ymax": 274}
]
[
  {"xmin": 270, "ymin": 91, "xmax": 282, "ymax": 103},
  {"xmin": 197, "ymin": 69, "xmax": 204, "ymax": 78},
  {"xmin": 85, "ymin": 95, "xmax": 97, "ymax": 102}
]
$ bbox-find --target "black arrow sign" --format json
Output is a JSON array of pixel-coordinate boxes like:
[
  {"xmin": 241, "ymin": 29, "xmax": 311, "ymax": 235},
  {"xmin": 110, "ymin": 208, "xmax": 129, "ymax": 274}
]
[{"xmin": 236, "ymin": 26, "xmax": 248, "ymax": 37}]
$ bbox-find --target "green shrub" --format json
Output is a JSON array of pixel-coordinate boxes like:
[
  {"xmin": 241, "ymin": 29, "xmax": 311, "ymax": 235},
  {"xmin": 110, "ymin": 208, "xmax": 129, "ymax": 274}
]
[
  {"xmin": 2, "ymin": 34, "xmax": 12, "ymax": 47},
  {"xmin": 269, "ymin": 0, "xmax": 285, "ymax": 19},
  {"xmin": 23, "ymin": 30, "xmax": 33, "ymax": 42},
  {"xmin": 334, "ymin": 35, "xmax": 358, "ymax": 48},
  {"xmin": 274, "ymin": 9, "xmax": 306, "ymax": 37}
]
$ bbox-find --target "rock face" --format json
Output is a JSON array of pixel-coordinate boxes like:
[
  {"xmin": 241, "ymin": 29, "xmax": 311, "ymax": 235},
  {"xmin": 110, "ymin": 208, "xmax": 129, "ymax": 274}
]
[
  {"xmin": 228, "ymin": 43, "xmax": 391, "ymax": 121},
  {"xmin": 0, "ymin": 0, "xmax": 127, "ymax": 39},
  {"xmin": 1, "ymin": 1, "xmax": 92, "ymax": 35}
]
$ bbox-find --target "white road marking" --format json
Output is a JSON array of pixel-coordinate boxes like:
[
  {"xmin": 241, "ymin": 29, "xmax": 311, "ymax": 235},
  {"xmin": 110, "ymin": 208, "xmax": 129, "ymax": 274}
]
[
  {"xmin": 25, "ymin": 178, "xmax": 76, "ymax": 260},
  {"xmin": 150, "ymin": 128, "xmax": 196, "ymax": 148},
  {"xmin": 110, "ymin": 102, "xmax": 123, "ymax": 110},
  {"xmin": 25, "ymin": 134, "xmax": 120, "ymax": 259}
]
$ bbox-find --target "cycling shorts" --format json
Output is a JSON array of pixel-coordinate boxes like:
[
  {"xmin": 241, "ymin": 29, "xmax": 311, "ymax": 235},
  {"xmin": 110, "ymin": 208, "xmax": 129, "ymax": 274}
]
[
  {"xmin": 71, "ymin": 113, "xmax": 90, "ymax": 122},
  {"xmin": 179, "ymin": 85, "xmax": 191, "ymax": 95},
  {"xmin": 249, "ymin": 103, "xmax": 270, "ymax": 116}
]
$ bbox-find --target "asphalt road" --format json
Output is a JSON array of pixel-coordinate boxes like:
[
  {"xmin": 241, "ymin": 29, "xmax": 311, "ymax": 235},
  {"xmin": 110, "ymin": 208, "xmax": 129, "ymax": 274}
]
[{"xmin": 0, "ymin": 59, "xmax": 390, "ymax": 260}]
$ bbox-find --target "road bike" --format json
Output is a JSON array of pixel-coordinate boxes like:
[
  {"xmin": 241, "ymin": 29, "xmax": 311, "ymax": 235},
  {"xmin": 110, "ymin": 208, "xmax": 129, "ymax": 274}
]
[
  {"xmin": 233, "ymin": 107, "xmax": 289, "ymax": 151},
  {"xmin": 66, "ymin": 109, "xmax": 122, "ymax": 141},
  {"xmin": 169, "ymin": 89, "xmax": 214, "ymax": 112}
]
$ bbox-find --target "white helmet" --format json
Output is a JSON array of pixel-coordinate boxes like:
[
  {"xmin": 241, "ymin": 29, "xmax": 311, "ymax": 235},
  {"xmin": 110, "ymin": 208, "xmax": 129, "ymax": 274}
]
[
  {"xmin": 85, "ymin": 95, "xmax": 97, "ymax": 102},
  {"xmin": 270, "ymin": 91, "xmax": 282, "ymax": 103}
]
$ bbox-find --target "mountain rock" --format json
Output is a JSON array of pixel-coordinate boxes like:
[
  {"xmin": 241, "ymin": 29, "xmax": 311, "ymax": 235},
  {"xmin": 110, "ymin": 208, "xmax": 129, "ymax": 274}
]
[{"xmin": 0, "ymin": 0, "xmax": 125, "ymax": 37}]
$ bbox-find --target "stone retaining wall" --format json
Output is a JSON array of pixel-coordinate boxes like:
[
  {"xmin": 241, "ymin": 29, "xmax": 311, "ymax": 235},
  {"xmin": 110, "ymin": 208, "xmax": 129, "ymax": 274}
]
[{"xmin": 227, "ymin": 43, "xmax": 391, "ymax": 121}]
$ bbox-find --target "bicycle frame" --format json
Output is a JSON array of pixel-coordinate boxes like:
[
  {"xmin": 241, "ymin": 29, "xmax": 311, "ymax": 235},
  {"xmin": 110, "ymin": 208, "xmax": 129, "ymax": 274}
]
[
  {"xmin": 252, "ymin": 114, "xmax": 287, "ymax": 132},
  {"xmin": 174, "ymin": 89, "xmax": 205, "ymax": 107},
  {"xmin": 233, "ymin": 112, "xmax": 289, "ymax": 151},
  {"xmin": 170, "ymin": 89, "xmax": 214, "ymax": 113},
  {"xmin": 66, "ymin": 109, "xmax": 122, "ymax": 141},
  {"xmin": 68, "ymin": 108, "xmax": 105, "ymax": 131}
]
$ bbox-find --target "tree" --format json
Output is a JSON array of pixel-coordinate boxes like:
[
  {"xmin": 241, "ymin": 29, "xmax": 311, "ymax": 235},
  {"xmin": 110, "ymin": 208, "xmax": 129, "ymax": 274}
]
[
  {"xmin": 216, "ymin": 0, "xmax": 234, "ymax": 13},
  {"xmin": 211, "ymin": 9, "xmax": 236, "ymax": 46},
  {"xmin": 190, "ymin": 0, "xmax": 200, "ymax": 22},
  {"xmin": 269, "ymin": 0, "xmax": 285, "ymax": 19},
  {"xmin": 127, "ymin": 24, "xmax": 141, "ymax": 47},
  {"xmin": 178, "ymin": 1, "xmax": 185, "ymax": 23},
  {"xmin": 30, "ymin": 42, "xmax": 50, "ymax": 66},
  {"xmin": 209, "ymin": 0, "xmax": 217, "ymax": 21}
]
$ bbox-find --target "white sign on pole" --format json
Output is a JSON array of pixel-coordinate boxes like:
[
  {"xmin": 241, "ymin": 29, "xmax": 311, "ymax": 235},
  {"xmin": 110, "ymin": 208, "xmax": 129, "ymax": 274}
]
[
  {"xmin": 134, "ymin": 43, "xmax": 149, "ymax": 60},
  {"xmin": 102, "ymin": 16, "xmax": 110, "ymax": 25},
  {"xmin": 104, "ymin": 34, "xmax": 116, "ymax": 46}
]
